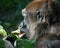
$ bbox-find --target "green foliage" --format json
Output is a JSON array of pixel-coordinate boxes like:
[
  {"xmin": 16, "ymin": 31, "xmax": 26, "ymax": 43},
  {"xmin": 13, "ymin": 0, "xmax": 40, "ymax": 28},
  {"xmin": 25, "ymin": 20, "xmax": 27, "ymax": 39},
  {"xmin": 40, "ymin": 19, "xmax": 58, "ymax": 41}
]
[
  {"xmin": 10, "ymin": 33, "xmax": 19, "ymax": 40},
  {"xmin": 0, "ymin": 39, "xmax": 5, "ymax": 48},
  {"xmin": 0, "ymin": 25, "xmax": 7, "ymax": 37},
  {"xmin": 0, "ymin": 25, "xmax": 3, "ymax": 29},
  {"xmin": 0, "ymin": 0, "xmax": 19, "ymax": 12},
  {"xmin": 17, "ymin": 39, "xmax": 35, "ymax": 48},
  {"xmin": 4, "ymin": 22, "xmax": 11, "ymax": 27}
]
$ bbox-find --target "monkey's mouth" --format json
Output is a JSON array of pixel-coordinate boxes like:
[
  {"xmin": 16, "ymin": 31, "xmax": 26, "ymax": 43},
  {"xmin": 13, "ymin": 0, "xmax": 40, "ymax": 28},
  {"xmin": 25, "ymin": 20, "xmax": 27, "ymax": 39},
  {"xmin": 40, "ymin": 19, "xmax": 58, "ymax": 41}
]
[
  {"xmin": 18, "ymin": 31, "xmax": 26, "ymax": 38},
  {"xmin": 11, "ymin": 30, "xmax": 26, "ymax": 38}
]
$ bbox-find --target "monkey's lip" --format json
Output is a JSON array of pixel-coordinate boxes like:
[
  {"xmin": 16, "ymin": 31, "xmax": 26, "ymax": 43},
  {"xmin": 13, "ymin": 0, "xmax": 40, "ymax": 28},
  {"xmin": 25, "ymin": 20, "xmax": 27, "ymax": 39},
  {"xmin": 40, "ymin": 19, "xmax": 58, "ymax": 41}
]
[{"xmin": 18, "ymin": 32, "xmax": 25, "ymax": 38}]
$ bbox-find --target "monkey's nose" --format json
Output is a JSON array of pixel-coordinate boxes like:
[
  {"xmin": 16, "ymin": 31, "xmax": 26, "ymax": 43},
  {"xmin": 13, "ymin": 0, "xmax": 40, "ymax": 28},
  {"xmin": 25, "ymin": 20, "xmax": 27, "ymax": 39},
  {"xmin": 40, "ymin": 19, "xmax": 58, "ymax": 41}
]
[
  {"xmin": 19, "ymin": 21, "xmax": 27, "ymax": 33},
  {"xmin": 20, "ymin": 21, "xmax": 26, "ymax": 29},
  {"xmin": 22, "ymin": 8, "xmax": 27, "ymax": 16}
]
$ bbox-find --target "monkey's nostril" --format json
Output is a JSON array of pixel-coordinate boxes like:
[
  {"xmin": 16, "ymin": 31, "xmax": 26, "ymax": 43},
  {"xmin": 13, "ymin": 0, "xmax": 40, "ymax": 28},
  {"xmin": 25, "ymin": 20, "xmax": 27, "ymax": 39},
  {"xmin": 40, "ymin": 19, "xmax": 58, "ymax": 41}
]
[
  {"xmin": 22, "ymin": 8, "xmax": 27, "ymax": 16},
  {"xmin": 20, "ymin": 21, "xmax": 26, "ymax": 29},
  {"xmin": 19, "ymin": 21, "xmax": 27, "ymax": 33}
]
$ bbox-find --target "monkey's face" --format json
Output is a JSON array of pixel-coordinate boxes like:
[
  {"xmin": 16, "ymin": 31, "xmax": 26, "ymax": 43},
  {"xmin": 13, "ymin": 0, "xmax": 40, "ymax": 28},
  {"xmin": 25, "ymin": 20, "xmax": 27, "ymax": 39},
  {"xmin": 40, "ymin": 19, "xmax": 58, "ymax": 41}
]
[{"xmin": 21, "ymin": 0, "xmax": 55, "ymax": 40}]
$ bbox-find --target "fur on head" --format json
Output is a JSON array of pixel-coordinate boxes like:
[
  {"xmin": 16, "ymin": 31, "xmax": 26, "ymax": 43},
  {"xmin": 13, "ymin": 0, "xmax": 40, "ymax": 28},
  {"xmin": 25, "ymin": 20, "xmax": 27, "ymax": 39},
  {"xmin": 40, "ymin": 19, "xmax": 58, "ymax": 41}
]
[{"xmin": 21, "ymin": 0, "xmax": 60, "ymax": 40}]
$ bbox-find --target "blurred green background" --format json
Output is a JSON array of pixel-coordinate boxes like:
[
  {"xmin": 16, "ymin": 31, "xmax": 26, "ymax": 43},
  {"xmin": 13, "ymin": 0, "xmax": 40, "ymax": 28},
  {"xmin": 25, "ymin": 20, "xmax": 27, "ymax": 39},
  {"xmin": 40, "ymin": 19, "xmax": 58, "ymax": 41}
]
[{"xmin": 0, "ymin": 0, "xmax": 32, "ymax": 33}]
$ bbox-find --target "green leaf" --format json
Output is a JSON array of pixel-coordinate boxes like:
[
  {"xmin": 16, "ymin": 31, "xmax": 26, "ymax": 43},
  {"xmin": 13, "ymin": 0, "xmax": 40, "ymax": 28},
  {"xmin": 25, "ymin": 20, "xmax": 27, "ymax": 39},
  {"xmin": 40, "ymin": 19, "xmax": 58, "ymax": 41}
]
[
  {"xmin": 0, "ymin": 25, "xmax": 3, "ymax": 29},
  {"xmin": 0, "ymin": 29, "xmax": 7, "ymax": 37}
]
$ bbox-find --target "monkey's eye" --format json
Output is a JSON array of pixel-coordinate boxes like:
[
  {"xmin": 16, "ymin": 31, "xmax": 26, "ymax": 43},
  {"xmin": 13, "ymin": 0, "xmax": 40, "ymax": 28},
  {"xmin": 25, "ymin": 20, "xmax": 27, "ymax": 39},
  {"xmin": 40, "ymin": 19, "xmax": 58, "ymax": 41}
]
[{"xmin": 35, "ymin": 12, "xmax": 42, "ymax": 20}]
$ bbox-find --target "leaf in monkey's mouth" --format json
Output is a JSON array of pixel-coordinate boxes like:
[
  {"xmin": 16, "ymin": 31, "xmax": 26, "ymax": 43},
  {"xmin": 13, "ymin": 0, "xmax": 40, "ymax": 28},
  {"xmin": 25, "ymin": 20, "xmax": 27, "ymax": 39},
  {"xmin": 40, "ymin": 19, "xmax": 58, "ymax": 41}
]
[{"xmin": 11, "ymin": 29, "xmax": 26, "ymax": 38}]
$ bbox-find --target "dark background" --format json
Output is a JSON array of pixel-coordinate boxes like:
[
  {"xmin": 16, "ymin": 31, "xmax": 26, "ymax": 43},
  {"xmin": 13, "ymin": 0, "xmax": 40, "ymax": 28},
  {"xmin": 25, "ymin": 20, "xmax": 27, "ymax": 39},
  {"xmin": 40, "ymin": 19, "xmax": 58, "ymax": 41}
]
[{"xmin": 0, "ymin": 0, "xmax": 32, "ymax": 33}]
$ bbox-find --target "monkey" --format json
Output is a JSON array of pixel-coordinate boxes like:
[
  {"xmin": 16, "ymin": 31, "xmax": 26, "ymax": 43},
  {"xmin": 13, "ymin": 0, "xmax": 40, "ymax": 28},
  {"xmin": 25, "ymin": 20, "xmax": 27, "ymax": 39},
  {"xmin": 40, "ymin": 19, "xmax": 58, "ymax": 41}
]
[
  {"xmin": 21, "ymin": 0, "xmax": 60, "ymax": 40},
  {"xmin": 20, "ymin": 0, "xmax": 60, "ymax": 48}
]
